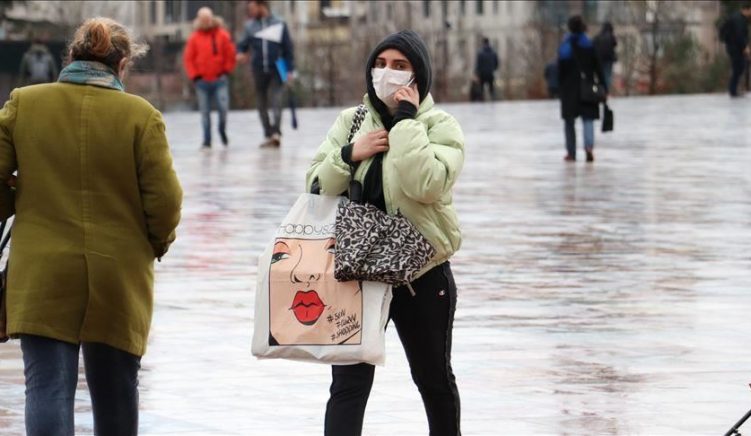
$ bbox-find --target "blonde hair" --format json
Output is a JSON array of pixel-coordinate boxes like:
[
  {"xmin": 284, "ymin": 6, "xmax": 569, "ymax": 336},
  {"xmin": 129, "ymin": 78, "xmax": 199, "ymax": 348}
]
[{"xmin": 68, "ymin": 17, "xmax": 148, "ymax": 71}]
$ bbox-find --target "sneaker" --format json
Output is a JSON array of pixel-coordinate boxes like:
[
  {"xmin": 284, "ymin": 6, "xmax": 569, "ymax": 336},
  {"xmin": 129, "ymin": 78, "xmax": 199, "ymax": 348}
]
[
  {"xmin": 201, "ymin": 142, "xmax": 211, "ymax": 149},
  {"xmin": 271, "ymin": 133, "xmax": 281, "ymax": 147},
  {"xmin": 564, "ymin": 155, "xmax": 576, "ymax": 162},
  {"xmin": 586, "ymin": 151, "xmax": 594, "ymax": 162},
  {"xmin": 259, "ymin": 137, "xmax": 276, "ymax": 148},
  {"xmin": 219, "ymin": 131, "xmax": 229, "ymax": 146}
]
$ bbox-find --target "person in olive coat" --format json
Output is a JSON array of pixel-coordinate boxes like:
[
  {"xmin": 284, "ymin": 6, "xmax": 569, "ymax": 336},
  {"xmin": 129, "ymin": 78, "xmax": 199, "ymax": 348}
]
[
  {"xmin": 0, "ymin": 18, "xmax": 182, "ymax": 435},
  {"xmin": 558, "ymin": 15, "xmax": 608, "ymax": 162}
]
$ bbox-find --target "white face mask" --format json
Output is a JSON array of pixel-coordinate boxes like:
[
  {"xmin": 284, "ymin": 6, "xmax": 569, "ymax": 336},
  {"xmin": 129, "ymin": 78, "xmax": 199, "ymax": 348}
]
[{"xmin": 371, "ymin": 67, "xmax": 414, "ymax": 108}]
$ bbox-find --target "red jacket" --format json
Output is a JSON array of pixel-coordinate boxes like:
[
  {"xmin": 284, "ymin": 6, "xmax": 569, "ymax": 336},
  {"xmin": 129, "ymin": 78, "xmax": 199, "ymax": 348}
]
[{"xmin": 183, "ymin": 26, "xmax": 237, "ymax": 82}]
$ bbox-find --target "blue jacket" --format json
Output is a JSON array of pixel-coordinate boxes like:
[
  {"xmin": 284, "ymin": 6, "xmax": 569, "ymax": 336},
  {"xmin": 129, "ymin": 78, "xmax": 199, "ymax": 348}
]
[{"xmin": 237, "ymin": 14, "xmax": 295, "ymax": 74}]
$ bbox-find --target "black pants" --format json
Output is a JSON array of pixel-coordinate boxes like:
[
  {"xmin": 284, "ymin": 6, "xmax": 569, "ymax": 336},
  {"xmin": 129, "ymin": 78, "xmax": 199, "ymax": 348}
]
[
  {"xmin": 21, "ymin": 335, "xmax": 141, "ymax": 436},
  {"xmin": 324, "ymin": 263, "xmax": 461, "ymax": 436},
  {"xmin": 253, "ymin": 69, "xmax": 284, "ymax": 138},
  {"xmin": 728, "ymin": 48, "xmax": 748, "ymax": 96},
  {"xmin": 479, "ymin": 75, "xmax": 495, "ymax": 101}
]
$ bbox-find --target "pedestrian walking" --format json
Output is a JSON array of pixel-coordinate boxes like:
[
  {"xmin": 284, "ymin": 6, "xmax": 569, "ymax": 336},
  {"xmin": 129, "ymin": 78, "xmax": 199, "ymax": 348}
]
[
  {"xmin": 18, "ymin": 38, "xmax": 58, "ymax": 86},
  {"xmin": 720, "ymin": 2, "xmax": 751, "ymax": 97},
  {"xmin": 0, "ymin": 18, "xmax": 183, "ymax": 436},
  {"xmin": 237, "ymin": 0, "xmax": 295, "ymax": 148},
  {"xmin": 558, "ymin": 16, "xmax": 608, "ymax": 163},
  {"xmin": 183, "ymin": 7, "xmax": 237, "ymax": 148},
  {"xmin": 593, "ymin": 22, "xmax": 617, "ymax": 90},
  {"xmin": 473, "ymin": 37, "xmax": 499, "ymax": 101},
  {"xmin": 306, "ymin": 30, "xmax": 464, "ymax": 436}
]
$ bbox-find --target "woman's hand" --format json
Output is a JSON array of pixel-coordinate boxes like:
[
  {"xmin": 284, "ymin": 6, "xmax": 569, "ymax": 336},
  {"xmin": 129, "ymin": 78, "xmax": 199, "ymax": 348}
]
[
  {"xmin": 394, "ymin": 84, "xmax": 419, "ymax": 109},
  {"xmin": 351, "ymin": 129, "xmax": 389, "ymax": 162}
]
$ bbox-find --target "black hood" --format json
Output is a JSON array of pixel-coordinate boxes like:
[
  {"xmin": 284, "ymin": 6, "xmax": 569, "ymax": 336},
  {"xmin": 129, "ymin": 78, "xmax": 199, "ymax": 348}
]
[{"xmin": 365, "ymin": 30, "xmax": 432, "ymax": 128}]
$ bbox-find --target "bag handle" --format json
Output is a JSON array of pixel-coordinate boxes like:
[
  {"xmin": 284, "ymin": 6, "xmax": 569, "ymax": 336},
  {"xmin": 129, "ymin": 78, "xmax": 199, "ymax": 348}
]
[
  {"xmin": 0, "ymin": 221, "xmax": 10, "ymax": 253},
  {"xmin": 346, "ymin": 104, "xmax": 368, "ymax": 203},
  {"xmin": 570, "ymin": 39, "xmax": 600, "ymax": 85},
  {"xmin": 347, "ymin": 104, "xmax": 368, "ymax": 144},
  {"xmin": 310, "ymin": 104, "xmax": 369, "ymax": 196}
]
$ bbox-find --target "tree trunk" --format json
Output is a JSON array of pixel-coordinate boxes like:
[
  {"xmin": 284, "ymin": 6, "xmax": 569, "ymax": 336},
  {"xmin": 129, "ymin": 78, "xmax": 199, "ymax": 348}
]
[{"xmin": 649, "ymin": 17, "xmax": 659, "ymax": 95}]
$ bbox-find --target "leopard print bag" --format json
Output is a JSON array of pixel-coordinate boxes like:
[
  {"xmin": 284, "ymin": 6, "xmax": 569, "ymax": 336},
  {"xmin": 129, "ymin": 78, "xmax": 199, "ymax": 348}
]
[{"xmin": 334, "ymin": 105, "xmax": 436, "ymax": 287}]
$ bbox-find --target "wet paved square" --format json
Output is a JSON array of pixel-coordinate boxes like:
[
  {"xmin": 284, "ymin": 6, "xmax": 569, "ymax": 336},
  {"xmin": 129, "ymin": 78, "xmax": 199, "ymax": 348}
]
[{"xmin": 1, "ymin": 94, "xmax": 751, "ymax": 434}]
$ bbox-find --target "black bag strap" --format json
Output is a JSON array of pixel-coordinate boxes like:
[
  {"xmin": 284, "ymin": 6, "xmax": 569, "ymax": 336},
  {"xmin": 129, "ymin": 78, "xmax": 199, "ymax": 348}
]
[
  {"xmin": 570, "ymin": 42, "xmax": 588, "ymax": 81},
  {"xmin": 569, "ymin": 39, "xmax": 601, "ymax": 87},
  {"xmin": 347, "ymin": 104, "xmax": 368, "ymax": 143},
  {"xmin": 310, "ymin": 104, "xmax": 368, "ymax": 196},
  {"xmin": 346, "ymin": 104, "xmax": 368, "ymax": 203},
  {"xmin": 0, "ymin": 220, "xmax": 10, "ymax": 253}
]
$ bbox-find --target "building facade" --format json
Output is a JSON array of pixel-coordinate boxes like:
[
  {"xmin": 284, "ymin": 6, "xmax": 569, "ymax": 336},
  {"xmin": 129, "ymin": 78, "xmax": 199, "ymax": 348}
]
[{"xmin": 0, "ymin": 0, "xmax": 727, "ymax": 106}]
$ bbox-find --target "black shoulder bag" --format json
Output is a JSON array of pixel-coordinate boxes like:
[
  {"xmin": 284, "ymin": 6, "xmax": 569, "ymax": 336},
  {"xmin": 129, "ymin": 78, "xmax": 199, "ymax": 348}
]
[
  {"xmin": 333, "ymin": 105, "xmax": 436, "ymax": 291},
  {"xmin": 572, "ymin": 45, "xmax": 606, "ymax": 104}
]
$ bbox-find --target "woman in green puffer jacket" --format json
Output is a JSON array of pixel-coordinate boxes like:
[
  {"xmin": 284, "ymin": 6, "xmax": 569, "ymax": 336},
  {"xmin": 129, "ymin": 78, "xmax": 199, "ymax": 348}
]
[{"xmin": 306, "ymin": 30, "xmax": 464, "ymax": 436}]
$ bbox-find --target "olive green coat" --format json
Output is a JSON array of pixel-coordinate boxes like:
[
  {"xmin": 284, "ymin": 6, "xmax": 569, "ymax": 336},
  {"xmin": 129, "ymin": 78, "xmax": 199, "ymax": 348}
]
[
  {"xmin": 306, "ymin": 94, "xmax": 464, "ymax": 278},
  {"xmin": 0, "ymin": 83, "xmax": 183, "ymax": 356}
]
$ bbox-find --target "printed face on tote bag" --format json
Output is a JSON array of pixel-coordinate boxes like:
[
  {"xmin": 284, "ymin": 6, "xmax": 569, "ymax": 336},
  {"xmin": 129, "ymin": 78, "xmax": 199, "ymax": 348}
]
[{"xmin": 269, "ymin": 237, "xmax": 363, "ymax": 346}]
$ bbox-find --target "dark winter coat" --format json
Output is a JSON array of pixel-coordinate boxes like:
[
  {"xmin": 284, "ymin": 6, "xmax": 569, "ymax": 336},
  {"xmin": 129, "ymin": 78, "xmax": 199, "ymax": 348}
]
[
  {"xmin": 475, "ymin": 45, "xmax": 499, "ymax": 78},
  {"xmin": 724, "ymin": 11, "xmax": 749, "ymax": 53},
  {"xmin": 18, "ymin": 44, "xmax": 58, "ymax": 85},
  {"xmin": 557, "ymin": 33, "xmax": 607, "ymax": 120},
  {"xmin": 593, "ymin": 31, "xmax": 618, "ymax": 63},
  {"xmin": 237, "ymin": 14, "xmax": 295, "ymax": 74}
]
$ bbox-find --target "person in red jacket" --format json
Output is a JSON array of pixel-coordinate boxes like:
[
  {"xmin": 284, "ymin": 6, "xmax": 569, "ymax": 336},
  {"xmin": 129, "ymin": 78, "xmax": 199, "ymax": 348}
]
[{"xmin": 183, "ymin": 7, "xmax": 237, "ymax": 148}]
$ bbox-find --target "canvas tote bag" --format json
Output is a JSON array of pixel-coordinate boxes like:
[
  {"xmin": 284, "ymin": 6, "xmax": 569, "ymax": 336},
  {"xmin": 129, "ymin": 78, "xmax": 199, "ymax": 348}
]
[{"xmin": 252, "ymin": 194, "xmax": 392, "ymax": 366}]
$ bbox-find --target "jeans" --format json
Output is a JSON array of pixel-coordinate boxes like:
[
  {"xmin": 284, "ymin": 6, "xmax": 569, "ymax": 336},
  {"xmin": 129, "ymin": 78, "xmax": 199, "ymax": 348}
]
[
  {"xmin": 195, "ymin": 76, "xmax": 230, "ymax": 145},
  {"xmin": 564, "ymin": 117, "xmax": 595, "ymax": 158},
  {"xmin": 21, "ymin": 335, "xmax": 141, "ymax": 436},
  {"xmin": 253, "ymin": 70, "xmax": 284, "ymax": 138},
  {"xmin": 601, "ymin": 62, "xmax": 614, "ymax": 91},
  {"xmin": 325, "ymin": 263, "xmax": 461, "ymax": 436},
  {"xmin": 728, "ymin": 48, "xmax": 747, "ymax": 96}
]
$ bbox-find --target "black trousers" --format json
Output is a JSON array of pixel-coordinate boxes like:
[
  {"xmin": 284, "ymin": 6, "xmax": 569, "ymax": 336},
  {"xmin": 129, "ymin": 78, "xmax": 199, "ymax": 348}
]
[
  {"xmin": 324, "ymin": 262, "xmax": 461, "ymax": 436},
  {"xmin": 253, "ymin": 69, "xmax": 284, "ymax": 138},
  {"xmin": 479, "ymin": 75, "xmax": 496, "ymax": 101},
  {"xmin": 728, "ymin": 48, "xmax": 748, "ymax": 96}
]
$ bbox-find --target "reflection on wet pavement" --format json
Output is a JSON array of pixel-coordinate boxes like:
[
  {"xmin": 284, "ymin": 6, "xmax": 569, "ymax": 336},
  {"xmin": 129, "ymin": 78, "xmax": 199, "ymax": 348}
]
[{"xmin": 1, "ymin": 94, "xmax": 750, "ymax": 434}]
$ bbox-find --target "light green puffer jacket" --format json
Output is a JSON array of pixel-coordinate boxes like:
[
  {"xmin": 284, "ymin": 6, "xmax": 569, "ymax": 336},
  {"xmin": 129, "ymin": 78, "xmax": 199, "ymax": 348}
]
[{"xmin": 306, "ymin": 94, "xmax": 464, "ymax": 278}]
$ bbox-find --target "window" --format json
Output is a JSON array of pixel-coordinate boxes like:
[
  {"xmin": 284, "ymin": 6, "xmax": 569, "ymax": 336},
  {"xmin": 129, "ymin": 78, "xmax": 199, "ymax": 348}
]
[
  {"xmin": 387, "ymin": 3, "xmax": 393, "ymax": 20},
  {"xmin": 422, "ymin": 0, "xmax": 431, "ymax": 18},
  {"xmin": 164, "ymin": 0, "xmax": 182, "ymax": 24},
  {"xmin": 460, "ymin": 0, "xmax": 466, "ymax": 16},
  {"xmin": 493, "ymin": 0, "xmax": 499, "ymax": 15},
  {"xmin": 290, "ymin": 0, "xmax": 296, "ymax": 13},
  {"xmin": 476, "ymin": 0, "xmax": 484, "ymax": 15},
  {"xmin": 150, "ymin": 0, "xmax": 158, "ymax": 25},
  {"xmin": 441, "ymin": 0, "xmax": 449, "ymax": 18}
]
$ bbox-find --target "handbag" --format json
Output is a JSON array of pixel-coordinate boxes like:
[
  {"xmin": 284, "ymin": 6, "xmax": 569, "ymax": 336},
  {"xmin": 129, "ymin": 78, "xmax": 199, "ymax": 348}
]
[
  {"xmin": 602, "ymin": 103, "xmax": 614, "ymax": 132},
  {"xmin": 0, "ymin": 221, "xmax": 12, "ymax": 343},
  {"xmin": 251, "ymin": 193, "xmax": 392, "ymax": 366},
  {"xmin": 572, "ymin": 46, "xmax": 606, "ymax": 104},
  {"xmin": 333, "ymin": 105, "xmax": 436, "ymax": 289}
]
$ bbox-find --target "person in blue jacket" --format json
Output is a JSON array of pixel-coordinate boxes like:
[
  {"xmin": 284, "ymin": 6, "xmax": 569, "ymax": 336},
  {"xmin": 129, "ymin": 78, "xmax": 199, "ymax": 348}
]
[{"xmin": 237, "ymin": 0, "xmax": 295, "ymax": 147}]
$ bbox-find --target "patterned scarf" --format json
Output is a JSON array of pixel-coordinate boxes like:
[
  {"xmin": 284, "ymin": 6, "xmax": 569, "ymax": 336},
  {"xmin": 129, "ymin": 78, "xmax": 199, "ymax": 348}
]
[{"xmin": 58, "ymin": 60, "xmax": 124, "ymax": 91}]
